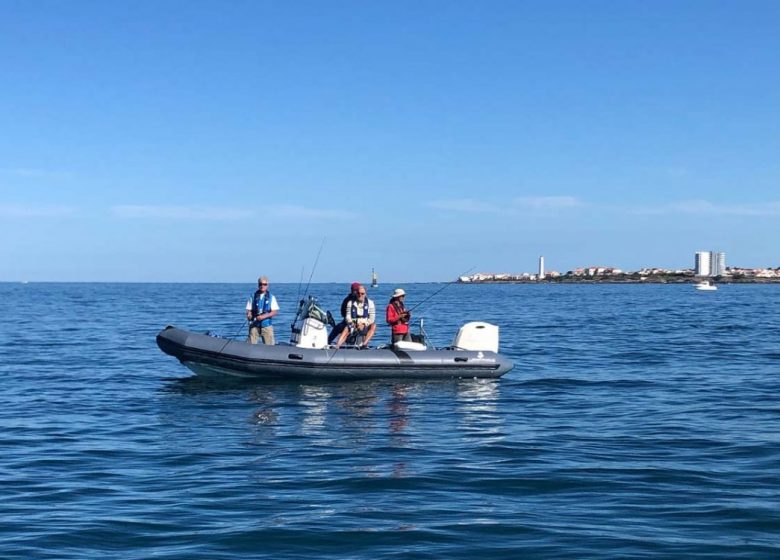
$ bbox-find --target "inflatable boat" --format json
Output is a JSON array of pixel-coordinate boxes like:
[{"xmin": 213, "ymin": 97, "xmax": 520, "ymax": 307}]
[{"xmin": 156, "ymin": 297, "xmax": 514, "ymax": 380}]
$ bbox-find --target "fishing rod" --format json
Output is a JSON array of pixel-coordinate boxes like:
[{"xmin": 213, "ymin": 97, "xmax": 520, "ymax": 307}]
[
  {"xmin": 302, "ymin": 237, "xmax": 326, "ymax": 299},
  {"xmin": 291, "ymin": 238, "xmax": 326, "ymax": 330},
  {"xmin": 295, "ymin": 265, "xmax": 304, "ymax": 305},
  {"xmin": 407, "ymin": 266, "xmax": 476, "ymax": 314},
  {"xmin": 214, "ymin": 318, "xmax": 248, "ymax": 356},
  {"xmin": 221, "ymin": 244, "xmax": 328, "ymax": 356},
  {"xmin": 324, "ymin": 267, "xmax": 474, "ymax": 356}
]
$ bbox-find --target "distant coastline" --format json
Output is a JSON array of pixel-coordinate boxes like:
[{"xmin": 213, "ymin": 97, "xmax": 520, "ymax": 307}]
[
  {"xmin": 459, "ymin": 277, "xmax": 780, "ymax": 284},
  {"xmin": 458, "ymin": 271, "xmax": 780, "ymax": 284}
]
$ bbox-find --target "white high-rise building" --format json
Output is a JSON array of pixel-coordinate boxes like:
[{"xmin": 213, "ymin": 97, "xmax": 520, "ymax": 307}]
[
  {"xmin": 695, "ymin": 251, "xmax": 726, "ymax": 276},
  {"xmin": 538, "ymin": 256, "xmax": 545, "ymax": 280},
  {"xmin": 695, "ymin": 251, "xmax": 711, "ymax": 276},
  {"xmin": 710, "ymin": 252, "xmax": 726, "ymax": 276}
]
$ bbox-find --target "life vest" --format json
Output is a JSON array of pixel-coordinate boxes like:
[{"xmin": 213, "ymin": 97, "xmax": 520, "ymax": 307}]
[
  {"xmin": 350, "ymin": 299, "xmax": 370, "ymax": 320},
  {"xmin": 350, "ymin": 299, "xmax": 370, "ymax": 333},
  {"xmin": 388, "ymin": 300, "xmax": 409, "ymax": 334},
  {"xmin": 251, "ymin": 290, "xmax": 274, "ymax": 327}
]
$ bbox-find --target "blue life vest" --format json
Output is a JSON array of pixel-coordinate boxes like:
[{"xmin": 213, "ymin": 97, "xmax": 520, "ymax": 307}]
[
  {"xmin": 350, "ymin": 299, "xmax": 370, "ymax": 332},
  {"xmin": 251, "ymin": 291, "xmax": 274, "ymax": 327}
]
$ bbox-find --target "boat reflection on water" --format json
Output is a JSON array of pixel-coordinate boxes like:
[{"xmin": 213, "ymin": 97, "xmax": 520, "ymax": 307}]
[
  {"xmin": 389, "ymin": 385, "xmax": 409, "ymax": 435},
  {"xmin": 161, "ymin": 377, "xmax": 506, "ymax": 478},
  {"xmin": 456, "ymin": 379, "xmax": 504, "ymax": 440},
  {"xmin": 165, "ymin": 377, "xmax": 503, "ymax": 432},
  {"xmin": 298, "ymin": 385, "xmax": 331, "ymax": 435},
  {"xmin": 457, "ymin": 378, "xmax": 500, "ymax": 411}
]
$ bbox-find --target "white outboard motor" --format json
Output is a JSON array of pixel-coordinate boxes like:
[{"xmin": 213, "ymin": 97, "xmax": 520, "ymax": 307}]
[
  {"xmin": 296, "ymin": 318, "xmax": 328, "ymax": 349},
  {"xmin": 290, "ymin": 296, "xmax": 330, "ymax": 349},
  {"xmin": 452, "ymin": 322, "xmax": 499, "ymax": 353}
]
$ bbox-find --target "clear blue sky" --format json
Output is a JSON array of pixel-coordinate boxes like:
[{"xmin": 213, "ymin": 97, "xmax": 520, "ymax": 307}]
[{"xmin": 2, "ymin": 0, "xmax": 778, "ymax": 282}]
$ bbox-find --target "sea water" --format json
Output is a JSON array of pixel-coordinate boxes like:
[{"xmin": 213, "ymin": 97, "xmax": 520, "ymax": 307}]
[{"xmin": 1, "ymin": 282, "xmax": 779, "ymax": 558}]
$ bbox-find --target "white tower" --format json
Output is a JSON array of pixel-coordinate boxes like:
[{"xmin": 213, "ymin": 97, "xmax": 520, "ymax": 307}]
[{"xmin": 538, "ymin": 256, "xmax": 545, "ymax": 280}]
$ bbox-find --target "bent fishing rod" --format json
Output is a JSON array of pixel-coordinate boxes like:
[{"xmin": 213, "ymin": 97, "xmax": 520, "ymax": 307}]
[
  {"xmin": 324, "ymin": 267, "xmax": 474, "ymax": 362},
  {"xmin": 406, "ymin": 266, "xmax": 475, "ymax": 314}
]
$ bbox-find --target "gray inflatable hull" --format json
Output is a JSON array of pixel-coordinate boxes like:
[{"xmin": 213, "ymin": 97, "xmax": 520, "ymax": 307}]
[{"xmin": 156, "ymin": 326, "xmax": 514, "ymax": 380}]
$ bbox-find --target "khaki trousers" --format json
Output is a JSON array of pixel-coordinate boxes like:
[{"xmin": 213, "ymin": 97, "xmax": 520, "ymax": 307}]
[{"xmin": 248, "ymin": 325, "xmax": 275, "ymax": 345}]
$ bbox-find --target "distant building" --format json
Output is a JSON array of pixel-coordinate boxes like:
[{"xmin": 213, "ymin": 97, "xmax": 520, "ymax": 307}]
[
  {"xmin": 695, "ymin": 251, "xmax": 711, "ymax": 276},
  {"xmin": 695, "ymin": 251, "xmax": 726, "ymax": 277},
  {"xmin": 538, "ymin": 256, "xmax": 545, "ymax": 280},
  {"xmin": 711, "ymin": 252, "xmax": 726, "ymax": 276}
]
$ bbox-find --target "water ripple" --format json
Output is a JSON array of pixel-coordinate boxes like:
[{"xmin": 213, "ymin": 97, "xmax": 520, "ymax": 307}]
[{"xmin": 1, "ymin": 282, "xmax": 779, "ymax": 558}]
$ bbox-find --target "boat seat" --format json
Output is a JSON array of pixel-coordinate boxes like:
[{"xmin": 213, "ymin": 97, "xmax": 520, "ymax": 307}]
[{"xmin": 394, "ymin": 340, "xmax": 427, "ymax": 351}]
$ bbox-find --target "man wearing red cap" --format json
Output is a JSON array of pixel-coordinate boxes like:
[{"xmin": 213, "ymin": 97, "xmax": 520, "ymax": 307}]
[
  {"xmin": 335, "ymin": 284, "xmax": 376, "ymax": 349},
  {"xmin": 328, "ymin": 282, "xmax": 361, "ymax": 344}
]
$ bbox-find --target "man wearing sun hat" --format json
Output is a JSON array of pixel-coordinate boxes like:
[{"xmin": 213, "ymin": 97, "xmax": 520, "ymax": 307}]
[{"xmin": 386, "ymin": 287, "xmax": 412, "ymax": 343}]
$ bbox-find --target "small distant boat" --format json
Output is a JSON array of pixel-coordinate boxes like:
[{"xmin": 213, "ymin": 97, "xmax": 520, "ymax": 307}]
[
  {"xmin": 695, "ymin": 280, "xmax": 718, "ymax": 291},
  {"xmin": 371, "ymin": 268, "xmax": 378, "ymax": 288}
]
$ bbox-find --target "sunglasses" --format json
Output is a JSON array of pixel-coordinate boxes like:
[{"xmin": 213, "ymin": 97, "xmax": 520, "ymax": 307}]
[{"xmin": 260, "ymin": 283, "xmax": 268, "ymax": 286}]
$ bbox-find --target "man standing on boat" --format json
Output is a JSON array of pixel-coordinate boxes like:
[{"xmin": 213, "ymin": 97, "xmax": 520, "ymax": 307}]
[
  {"xmin": 245, "ymin": 276, "xmax": 279, "ymax": 345},
  {"xmin": 335, "ymin": 284, "xmax": 376, "ymax": 348}
]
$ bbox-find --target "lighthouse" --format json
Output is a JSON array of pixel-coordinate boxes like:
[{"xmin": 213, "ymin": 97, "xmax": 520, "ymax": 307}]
[{"xmin": 538, "ymin": 256, "xmax": 545, "ymax": 280}]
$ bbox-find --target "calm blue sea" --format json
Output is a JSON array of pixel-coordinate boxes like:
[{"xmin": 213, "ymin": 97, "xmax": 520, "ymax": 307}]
[{"xmin": 1, "ymin": 282, "xmax": 779, "ymax": 559}]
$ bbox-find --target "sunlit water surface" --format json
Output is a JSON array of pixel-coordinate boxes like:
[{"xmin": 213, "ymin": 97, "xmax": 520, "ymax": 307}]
[{"xmin": 1, "ymin": 282, "xmax": 779, "ymax": 558}]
